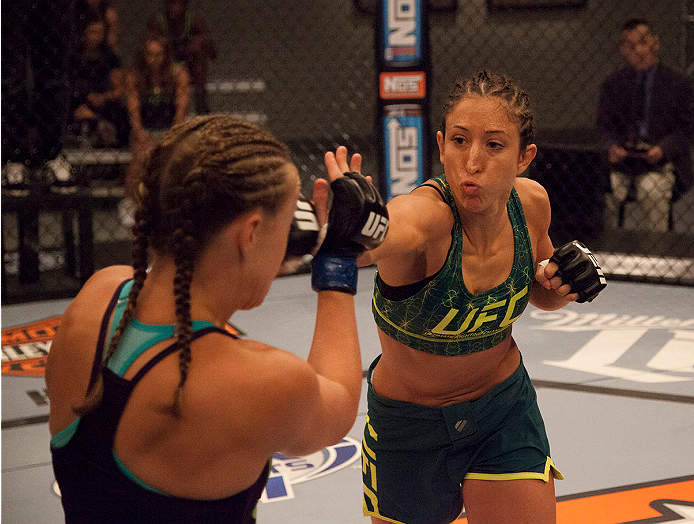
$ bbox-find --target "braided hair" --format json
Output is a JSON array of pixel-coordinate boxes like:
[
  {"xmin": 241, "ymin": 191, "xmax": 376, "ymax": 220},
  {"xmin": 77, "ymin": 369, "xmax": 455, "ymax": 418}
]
[
  {"xmin": 75, "ymin": 115, "xmax": 294, "ymax": 417},
  {"xmin": 440, "ymin": 70, "xmax": 534, "ymax": 150}
]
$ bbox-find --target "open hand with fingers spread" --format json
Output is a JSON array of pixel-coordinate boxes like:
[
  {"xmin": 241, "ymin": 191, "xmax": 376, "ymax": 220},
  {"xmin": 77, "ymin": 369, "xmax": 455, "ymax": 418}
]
[
  {"xmin": 312, "ymin": 147, "xmax": 388, "ymax": 294},
  {"xmin": 283, "ymin": 146, "xmax": 389, "ymax": 294},
  {"xmin": 282, "ymin": 146, "xmax": 365, "ymax": 274}
]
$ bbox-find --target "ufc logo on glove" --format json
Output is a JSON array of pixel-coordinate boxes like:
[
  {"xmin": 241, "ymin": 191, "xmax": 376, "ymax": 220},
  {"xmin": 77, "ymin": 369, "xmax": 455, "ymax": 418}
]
[{"xmin": 361, "ymin": 212, "xmax": 389, "ymax": 243}]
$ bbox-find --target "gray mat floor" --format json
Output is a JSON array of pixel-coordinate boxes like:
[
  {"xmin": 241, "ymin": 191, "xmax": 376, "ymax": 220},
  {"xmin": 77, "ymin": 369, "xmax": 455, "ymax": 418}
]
[{"xmin": 2, "ymin": 267, "xmax": 693, "ymax": 523}]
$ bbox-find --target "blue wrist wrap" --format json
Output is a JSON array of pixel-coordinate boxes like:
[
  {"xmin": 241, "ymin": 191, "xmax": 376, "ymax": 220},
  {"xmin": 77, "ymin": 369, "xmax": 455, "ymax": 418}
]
[{"xmin": 311, "ymin": 255, "xmax": 358, "ymax": 295}]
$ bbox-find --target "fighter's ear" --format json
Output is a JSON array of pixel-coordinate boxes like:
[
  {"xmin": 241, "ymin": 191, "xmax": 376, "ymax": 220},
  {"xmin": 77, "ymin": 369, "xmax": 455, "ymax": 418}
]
[
  {"xmin": 236, "ymin": 211, "xmax": 263, "ymax": 260},
  {"xmin": 436, "ymin": 130, "xmax": 446, "ymax": 165},
  {"xmin": 517, "ymin": 143, "xmax": 537, "ymax": 175}
]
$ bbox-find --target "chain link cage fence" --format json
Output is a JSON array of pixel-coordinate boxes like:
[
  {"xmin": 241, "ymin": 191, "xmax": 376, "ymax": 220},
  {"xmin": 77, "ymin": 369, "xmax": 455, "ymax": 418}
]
[{"xmin": 2, "ymin": 0, "xmax": 693, "ymax": 303}]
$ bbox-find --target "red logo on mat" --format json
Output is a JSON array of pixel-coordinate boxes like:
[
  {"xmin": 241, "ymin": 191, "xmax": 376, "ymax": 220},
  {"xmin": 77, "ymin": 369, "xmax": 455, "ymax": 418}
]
[{"xmin": 2, "ymin": 316, "xmax": 61, "ymax": 376}]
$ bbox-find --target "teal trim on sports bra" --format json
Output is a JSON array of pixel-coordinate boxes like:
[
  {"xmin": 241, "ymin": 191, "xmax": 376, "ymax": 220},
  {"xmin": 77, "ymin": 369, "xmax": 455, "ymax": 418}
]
[
  {"xmin": 107, "ymin": 280, "xmax": 216, "ymax": 376},
  {"xmin": 109, "ymin": 318, "xmax": 217, "ymax": 376},
  {"xmin": 112, "ymin": 450, "xmax": 171, "ymax": 496},
  {"xmin": 50, "ymin": 416, "xmax": 81, "ymax": 449},
  {"xmin": 52, "ymin": 280, "xmax": 218, "ymax": 452}
]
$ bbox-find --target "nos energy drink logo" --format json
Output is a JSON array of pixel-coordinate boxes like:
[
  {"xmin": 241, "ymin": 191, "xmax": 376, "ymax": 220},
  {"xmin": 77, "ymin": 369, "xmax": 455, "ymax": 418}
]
[
  {"xmin": 383, "ymin": 0, "xmax": 421, "ymax": 64},
  {"xmin": 260, "ymin": 437, "xmax": 360, "ymax": 503},
  {"xmin": 383, "ymin": 104, "xmax": 424, "ymax": 201}
]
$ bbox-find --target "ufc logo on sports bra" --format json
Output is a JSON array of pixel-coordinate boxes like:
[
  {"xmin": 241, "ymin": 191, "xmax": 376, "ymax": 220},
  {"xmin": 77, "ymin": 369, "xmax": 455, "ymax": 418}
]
[
  {"xmin": 361, "ymin": 212, "xmax": 389, "ymax": 242},
  {"xmin": 431, "ymin": 286, "xmax": 529, "ymax": 336}
]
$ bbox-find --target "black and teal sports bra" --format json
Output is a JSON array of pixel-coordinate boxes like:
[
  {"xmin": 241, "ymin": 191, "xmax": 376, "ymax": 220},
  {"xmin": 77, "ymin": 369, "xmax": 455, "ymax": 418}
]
[
  {"xmin": 50, "ymin": 279, "xmax": 269, "ymax": 523},
  {"xmin": 372, "ymin": 175, "xmax": 535, "ymax": 356}
]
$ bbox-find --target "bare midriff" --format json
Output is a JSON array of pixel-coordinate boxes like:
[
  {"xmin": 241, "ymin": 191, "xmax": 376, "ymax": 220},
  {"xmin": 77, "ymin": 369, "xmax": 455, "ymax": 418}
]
[{"xmin": 372, "ymin": 328, "xmax": 521, "ymax": 407}]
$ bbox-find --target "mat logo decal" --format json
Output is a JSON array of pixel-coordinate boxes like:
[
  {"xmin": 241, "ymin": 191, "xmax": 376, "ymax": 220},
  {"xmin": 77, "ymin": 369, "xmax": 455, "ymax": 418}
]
[
  {"xmin": 260, "ymin": 437, "xmax": 360, "ymax": 503},
  {"xmin": 2, "ymin": 316, "xmax": 61, "ymax": 376},
  {"xmin": 455, "ymin": 476, "xmax": 694, "ymax": 523},
  {"xmin": 531, "ymin": 311, "xmax": 694, "ymax": 383}
]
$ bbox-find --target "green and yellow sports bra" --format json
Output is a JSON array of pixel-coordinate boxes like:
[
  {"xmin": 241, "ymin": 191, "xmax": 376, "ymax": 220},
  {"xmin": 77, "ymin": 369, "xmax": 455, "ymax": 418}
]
[{"xmin": 372, "ymin": 175, "xmax": 534, "ymax": 356}]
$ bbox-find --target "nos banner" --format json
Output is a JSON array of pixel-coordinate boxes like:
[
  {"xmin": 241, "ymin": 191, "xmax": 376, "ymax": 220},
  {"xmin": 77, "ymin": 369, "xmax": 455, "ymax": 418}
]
[{"xmin": 376, "ymin": 0, "xmax": 431, "ymax": 202}]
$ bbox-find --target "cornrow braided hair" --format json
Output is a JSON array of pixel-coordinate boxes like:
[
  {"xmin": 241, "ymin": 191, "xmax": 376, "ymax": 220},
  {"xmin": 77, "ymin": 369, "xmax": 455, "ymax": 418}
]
[
  {"xmin": 73, "ymin": 210, "xmax": 150, "ymax": 416},
  {"xmin": 75, "ymin": 114, "xmax": 294, "ymax": 417},
  {"xmin": 440, "ymin": 70, "xmax": 534, "ymax": 150}
]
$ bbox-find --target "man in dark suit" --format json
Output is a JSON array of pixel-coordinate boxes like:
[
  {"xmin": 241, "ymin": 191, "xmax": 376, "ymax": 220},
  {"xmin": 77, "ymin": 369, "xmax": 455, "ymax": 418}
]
[{"xmin": 597, "ymin": 18, "xmax": 694, "ymax": 232}]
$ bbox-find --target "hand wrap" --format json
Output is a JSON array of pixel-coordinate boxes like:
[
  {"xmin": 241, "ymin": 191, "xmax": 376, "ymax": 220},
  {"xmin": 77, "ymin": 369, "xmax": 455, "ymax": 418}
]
[
  {"xmin": 311, "ymin": 172, "xmax": 389, "ymax": 294},
  {"xmin": 549, "ymin": 240, "xmax": 607, "ymax": 303}
]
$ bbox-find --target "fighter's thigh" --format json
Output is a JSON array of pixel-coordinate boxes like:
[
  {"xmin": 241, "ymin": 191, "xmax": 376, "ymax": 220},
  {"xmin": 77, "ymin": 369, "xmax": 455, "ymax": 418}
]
[
  {"xmin": 362, "ymin": 411, "xmax": 463, "ymax": 524},
  {"xmin": 462, "ymin": 475, "xmax": 556, "ymax": 524}
]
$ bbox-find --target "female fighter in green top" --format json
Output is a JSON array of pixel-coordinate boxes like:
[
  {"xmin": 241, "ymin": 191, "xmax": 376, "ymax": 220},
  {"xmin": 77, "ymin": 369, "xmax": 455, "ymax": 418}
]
[{"xmin": 359, "ymin": 71, "xmax": 605, "ymax": 524}]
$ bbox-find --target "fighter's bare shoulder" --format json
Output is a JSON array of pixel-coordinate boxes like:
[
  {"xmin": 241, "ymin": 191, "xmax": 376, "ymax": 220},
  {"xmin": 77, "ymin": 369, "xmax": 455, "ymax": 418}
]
[
  {"xmin": 401, "ymin": 181, "xmax": 454, "ymax": 232},
  {"xmin": 212, "ymin": 338, "xmax": 319, "ymax": 408},
  {"xmin": 52, "ymin": 266, "xmax": 134, "ymax": 349},
  {"xmin": 515, "ymin": 176, "xmax": 549, "ymax": 204},
  {"xmin": 64, "ymin": 266, "xmax": 133, "ymax": 316},
  {"xmin": 514, "ymin": 177, "xmax": 551, "ymax": 229},
  {"xmin": 410, "ymin": 180, "xmax": 446, "ymax": 202},
  {"xmin": 203, "ymin": 338, "xmax": 322, "ymax": 450}
]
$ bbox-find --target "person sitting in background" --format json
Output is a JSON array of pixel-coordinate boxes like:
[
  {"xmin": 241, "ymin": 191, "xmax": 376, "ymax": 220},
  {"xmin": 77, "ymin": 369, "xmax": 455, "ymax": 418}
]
[
  {"xmin": 67, "ymin": 18, "xmax": 129, "ymax": 149},
  {"xmin": 121, "ymin": 34, "xmax": 190, "ymax": 226},
  {"xmin": 597, "ymin": 18, "xmax": 694, "ymax": 232},
  {"xmin": 146, "ymin": 0, "xmax": 217, "ymax": 114},
  {"xmin": 74, "ymin": 0, "xmax": 120, "ymax": 54}
]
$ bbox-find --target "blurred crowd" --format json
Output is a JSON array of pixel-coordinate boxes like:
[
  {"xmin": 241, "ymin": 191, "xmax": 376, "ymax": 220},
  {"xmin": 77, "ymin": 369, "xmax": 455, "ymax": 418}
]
[
  {"xmin": 1, "ymin": 0, "xmax": 216, "ymax": 209},
  {"xmin": 2, "ymin": 6, "xmax": 692, "ymax": 235}
]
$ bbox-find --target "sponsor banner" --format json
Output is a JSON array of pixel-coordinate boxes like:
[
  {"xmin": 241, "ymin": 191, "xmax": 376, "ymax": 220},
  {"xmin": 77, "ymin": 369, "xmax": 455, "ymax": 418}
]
[
  {"xmin": 2, "ymin": 316, "xmax": 241, "ymax": 377},
  {"xmin": 382, "ymin": 0, "xmax": 422, "ymax": 66},
  {"xmin": 379, "ymin": 71, "xmax": 426, "ymax": 100},
  {"xmin": 382, "ymin": 104, "xmax": 424, "ymax": 201}
]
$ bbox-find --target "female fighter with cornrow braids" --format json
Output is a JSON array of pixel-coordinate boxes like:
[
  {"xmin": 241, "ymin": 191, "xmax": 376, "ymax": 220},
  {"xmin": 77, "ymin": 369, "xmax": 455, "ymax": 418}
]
[
  {"xmin": 46, "ymin": 114, "xmax": 388, "ymax": 523},
  {"xmin": 358, "ymin": 71, "xmax": 605, "ymax": 524}
]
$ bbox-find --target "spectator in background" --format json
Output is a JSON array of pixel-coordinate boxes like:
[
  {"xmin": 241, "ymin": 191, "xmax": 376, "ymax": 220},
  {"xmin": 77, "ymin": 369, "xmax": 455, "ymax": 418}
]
[
  {"xmin": 147, "ymin": 0, "xmax": 217, "ymax": 114},
  {"xmin": 74, "ymin": 0, "xmax": 120, "ymax": 53},
  {"xmin": 67, "ymin": 18, "xmax": 130, "ymax": 148},
  {"xmin": 1, "ymin": 0, "xmax": 74, "ymax": 194},
  {"xmin": 120, "ymin": 34, "xmax": 190, "ymax": 225},
  {"xmin": 597, "ymin": 18, "xmax": 694, "ymax": 232}
]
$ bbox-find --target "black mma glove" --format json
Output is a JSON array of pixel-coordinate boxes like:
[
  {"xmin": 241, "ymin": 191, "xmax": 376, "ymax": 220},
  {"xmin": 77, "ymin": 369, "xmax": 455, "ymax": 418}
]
[
  {"xmin": 549, "ymin": 240, "xmax": 607, "ymax": 303},
  {"xmin": 312, "ymin": 172, "xmax": 389, "ymax": 294}
]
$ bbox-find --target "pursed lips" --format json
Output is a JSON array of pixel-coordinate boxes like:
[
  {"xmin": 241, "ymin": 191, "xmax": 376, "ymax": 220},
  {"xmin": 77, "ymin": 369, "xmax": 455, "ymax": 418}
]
[{"xmin": 462, "ymin": 181, "xmax": 480, "ymax": 194}]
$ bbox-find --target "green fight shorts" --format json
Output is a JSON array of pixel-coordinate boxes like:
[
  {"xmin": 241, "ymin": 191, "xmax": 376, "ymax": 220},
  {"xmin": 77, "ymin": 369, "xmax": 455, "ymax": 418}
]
[{"xmin": 362, "ymin": 355, "xmax": 563, "ymax": 524}]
